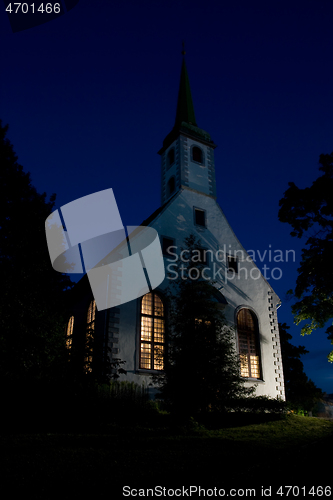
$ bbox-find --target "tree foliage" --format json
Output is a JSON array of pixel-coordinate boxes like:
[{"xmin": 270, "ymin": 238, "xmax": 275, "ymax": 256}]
[
  {"xmin": 0, "ymin": 120, "xmax": 73, "ymax": 386},
  {"xmin": 279, "ymin": 323, "xmax": 323, "ymax": 413},
  {"xmin": 155, "ymin": 235, "xmax": 254, "ymax": 416},
  {"xmin": 278, "ymin": 152, "xmax": 333, "ymax": 362}
]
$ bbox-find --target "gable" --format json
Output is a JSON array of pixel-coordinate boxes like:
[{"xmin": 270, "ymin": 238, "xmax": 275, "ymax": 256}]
[{"xmin": 144, "ymin": 187, "xmax": 280, "ymax": 306}]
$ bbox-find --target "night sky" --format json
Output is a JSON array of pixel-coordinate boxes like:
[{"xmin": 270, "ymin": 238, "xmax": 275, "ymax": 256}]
[{"xmin": 1, "ymin": 0, "xmax": 333, "ymax": 393}]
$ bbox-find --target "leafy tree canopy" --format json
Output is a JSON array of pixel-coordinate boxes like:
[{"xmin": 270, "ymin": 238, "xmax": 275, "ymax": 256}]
[
  {"xmin": 278, "ymin": 152, "xmax": 333, "ymax": 362},
  {"xmin": 0, "ymin": 120, "xmax": 73, "ymax": 385},
  {"xmin": 279, "ymin": 323, "xmax": 323, "ymax": 412}
]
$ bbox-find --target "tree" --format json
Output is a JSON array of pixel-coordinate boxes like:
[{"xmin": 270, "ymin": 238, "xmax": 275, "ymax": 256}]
[
  {"xmin": 0, "ymin": 120, "xmax": 73, "ymax": 387},
  {"xmin": 154, "ymin": 235, "xmax": 254, "ymax": 416},
  {"xmin": 278, "ymin": 152, "xmax": 333, "ymax": 362},
  {"xmin": 279, "ymin": 323, "xmax": 323, "ymax": 413}
]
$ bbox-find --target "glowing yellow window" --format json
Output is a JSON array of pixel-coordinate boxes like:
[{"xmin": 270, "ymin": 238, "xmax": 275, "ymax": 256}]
[
  {"xmin": 140, "ymin": 292, "xmax": 165, "ymax": 370},
  {"xmin": 85, "ymin": 300, "xmax": 96, "ymax": 373},
  {"xmin": 237, "ymin": 308, "xmax": 261, "ymax": 379},
  {"xmin": 66, "ymin": 316, "xmax": 74, "ymax": 349}
]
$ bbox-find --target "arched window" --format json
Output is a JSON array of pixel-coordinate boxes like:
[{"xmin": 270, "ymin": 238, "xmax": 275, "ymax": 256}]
[
  {"xmin": 140, "ymin": 292, "xmax": 165, "ymax": 370},
  {"xmin": 66, "ymin": 316, "xmax": 74, "ymax": 349},
  {"xmin": 167, "ymin": 176, "xmax": 176, "ymax": 197},
  {"xmin": 167, "ymin": 148, "xmax": 175, "ymax": 168},
  {"xmin": 237, "ymin": 308, "xmax": 261, "ymax": 379},
  {"xmin": 192, "ymin": 146, "xmax": 203, "ymax": 164},
  {"xmin": 85, "ymin": 300, "xmax": 96, "ymax": 373}
]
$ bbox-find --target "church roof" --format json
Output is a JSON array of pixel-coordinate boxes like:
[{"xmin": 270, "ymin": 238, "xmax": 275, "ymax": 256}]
[{"xmin": 141, "ymin": 191, "xmax": 179, "ymax": 226}]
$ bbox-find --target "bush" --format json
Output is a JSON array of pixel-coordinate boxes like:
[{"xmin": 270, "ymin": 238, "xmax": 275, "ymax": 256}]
[
  {"xmin": 230, "ymin": 395, "xmax": 287, "ymax": 414},
  {"xmin": 97, "ymin": 380, "xmax": 149, "ymax": 408},
  {"xmin": 182, "ymin": 395, "xmax": 287, "ymax": 429}
]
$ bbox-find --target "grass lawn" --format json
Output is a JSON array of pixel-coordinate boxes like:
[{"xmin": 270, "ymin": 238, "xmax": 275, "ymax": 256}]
[{"xmin": 1, "ymin": 410, "xmax": 332, "ymax": 498}]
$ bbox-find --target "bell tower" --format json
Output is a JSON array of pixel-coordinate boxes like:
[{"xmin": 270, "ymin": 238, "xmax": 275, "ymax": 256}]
[{"xmin": 158, "ymin": 52, "xmax": 217, "ymax": 205}]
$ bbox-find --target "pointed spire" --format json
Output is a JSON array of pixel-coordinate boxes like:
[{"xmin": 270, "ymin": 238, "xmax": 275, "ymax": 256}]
[
  {"xmin": 158, "ymin": 45, "xmax": 216, "ymax": 155},
  {"xmin": 174, "ymin": 46, "xmax": 197, "ymax": 127}
]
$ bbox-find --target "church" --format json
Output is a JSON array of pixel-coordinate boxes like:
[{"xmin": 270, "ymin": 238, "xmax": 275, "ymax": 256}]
[{"xmin": 65, "ymin": 56, "xmax": 285, "ymax": 401}]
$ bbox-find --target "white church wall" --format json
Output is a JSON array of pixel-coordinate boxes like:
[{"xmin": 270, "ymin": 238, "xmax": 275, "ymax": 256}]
[
  {"xmin": 110, "ymin": 185, "xmax": 285, "ymax": 400},
  {"xmin": 124, "ymin": 188, "xmax": 285, "ymax": 400}
]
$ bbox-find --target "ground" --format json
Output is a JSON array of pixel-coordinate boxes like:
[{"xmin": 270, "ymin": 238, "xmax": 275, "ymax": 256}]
[{"xmin": 1, "ymin": 414, "xmax": 332, "ymax": 498}]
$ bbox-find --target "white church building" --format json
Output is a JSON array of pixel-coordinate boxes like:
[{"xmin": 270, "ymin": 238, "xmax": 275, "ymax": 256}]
[{"xmin": 66, "ymin": 56, "xmax": 285, "ymax": 401}]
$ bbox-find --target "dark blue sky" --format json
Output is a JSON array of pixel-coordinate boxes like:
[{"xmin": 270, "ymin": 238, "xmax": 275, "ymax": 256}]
[{"xmin": 1, "ymin": 0, "xmax": 333, "ymax": 393}]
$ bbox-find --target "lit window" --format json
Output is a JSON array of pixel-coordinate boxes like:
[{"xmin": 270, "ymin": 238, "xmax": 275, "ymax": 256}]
[
  {"xmin": 194, "ymin": 208, "xmax": 206, "ymax": 227},
  {"xmin": 85, "ymin": 300, "xmax": 96, "ymax": 373},
  {"xmin": 66, "ymin": 316, "xmax": 74, "ymax": 349},
  {"xmin": 195, "ymin": 318, "xmax": 211, "ymax": 326},
  {"xmin": 140, "ymin": 292, "xmax": 165, "ymax": 370},
  {"xmin": 237, "ymin": 308, "xmax": 261, "ymax": 379},
  {"xmin": 192, "ymin": 146, "xmax": 203, "ymax": 164}
]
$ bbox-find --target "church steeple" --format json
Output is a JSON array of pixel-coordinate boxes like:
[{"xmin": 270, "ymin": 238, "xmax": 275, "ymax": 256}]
[
  {"xmin": 174, "ymin": 56, "xmax": 197, "ymax": 128},
  {"xmin": 159, "ymin": 52, "xmax": 217, "ymax": 205}
]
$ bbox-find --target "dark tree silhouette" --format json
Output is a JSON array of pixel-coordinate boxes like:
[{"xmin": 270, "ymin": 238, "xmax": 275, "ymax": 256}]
[
  {"xmin": 0, "ymin": 120, "xmax": 73, "ymax": 387},
  {"xmin": 155, "ymin": 235, "xmax": 254, "ymax": 417},
  {"xmin": 279, "ymin": 323, "xmax": 323, "ymax": 413},
  {"xmin": 278, "ymin": 152, "xmax": 333, "ymax": 362}
]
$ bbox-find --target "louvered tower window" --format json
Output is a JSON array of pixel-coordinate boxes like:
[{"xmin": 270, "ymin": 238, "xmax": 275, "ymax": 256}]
[{"xmin": 192, "ymin": 146, "xmax": 203, "ymax": 164}]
